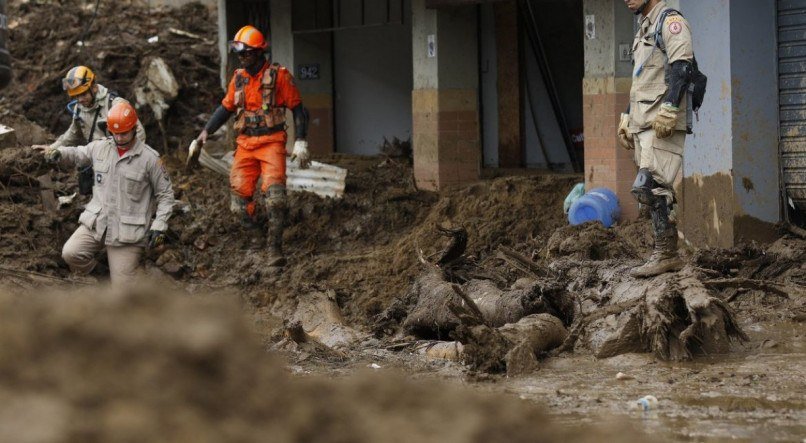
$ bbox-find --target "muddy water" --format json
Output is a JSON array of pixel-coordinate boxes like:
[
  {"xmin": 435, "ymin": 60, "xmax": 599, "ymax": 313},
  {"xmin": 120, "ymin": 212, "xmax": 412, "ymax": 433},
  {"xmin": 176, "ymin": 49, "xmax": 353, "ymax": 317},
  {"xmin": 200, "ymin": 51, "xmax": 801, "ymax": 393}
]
[{"xmin": 503, "ymin": 320, "xmax": 806, "ymax": 441}]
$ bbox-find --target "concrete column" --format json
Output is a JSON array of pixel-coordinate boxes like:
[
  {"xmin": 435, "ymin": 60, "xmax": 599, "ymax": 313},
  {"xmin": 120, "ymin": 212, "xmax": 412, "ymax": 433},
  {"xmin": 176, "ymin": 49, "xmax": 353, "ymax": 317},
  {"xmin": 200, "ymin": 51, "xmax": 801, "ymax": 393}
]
[
  {"xmin": 269, "ymin": 0, "xmax": 298, "ymax": 151},
  {"xmin": 582, "ymin": 0, "xmax": 637, "ymax": 219},
  {"xmin": 269, "ymin": 0, "xmax": 293, "ymax": 68},
  {"xmin": 496, "ymin": 1, "xmax": 522, "ymax": 167},
  {"xmin": 217, "ymin": 0, "xmax": 228, "ymax": 90},
  {"xmin": 412, "ymin": 0, "xmax": 481, "ymax": 190}
]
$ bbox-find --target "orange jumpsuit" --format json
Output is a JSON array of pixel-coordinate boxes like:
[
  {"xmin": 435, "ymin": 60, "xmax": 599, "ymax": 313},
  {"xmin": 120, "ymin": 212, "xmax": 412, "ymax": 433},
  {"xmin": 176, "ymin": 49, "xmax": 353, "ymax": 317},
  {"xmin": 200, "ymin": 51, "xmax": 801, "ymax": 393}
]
[{"xmin": 221, "ymin": 62, "xmax": 302, "ymax": 217}]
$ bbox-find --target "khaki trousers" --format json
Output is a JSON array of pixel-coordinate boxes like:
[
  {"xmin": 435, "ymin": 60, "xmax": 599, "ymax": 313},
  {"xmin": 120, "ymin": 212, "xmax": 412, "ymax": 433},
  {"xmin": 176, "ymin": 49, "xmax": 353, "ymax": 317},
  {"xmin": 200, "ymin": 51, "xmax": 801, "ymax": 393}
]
[
  {"xmin": 62, "ymin": 225, "xmax": 143, "ymax": 285},
  {"xmin": 634, "ymin": 129, "xmax": 685, "ymax": 204}
]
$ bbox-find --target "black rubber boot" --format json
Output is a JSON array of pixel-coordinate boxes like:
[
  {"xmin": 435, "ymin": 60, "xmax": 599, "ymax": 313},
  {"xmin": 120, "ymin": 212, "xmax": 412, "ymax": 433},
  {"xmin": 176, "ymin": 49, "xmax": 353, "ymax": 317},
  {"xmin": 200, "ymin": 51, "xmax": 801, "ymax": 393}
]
[{"xmin": 265, "ymin": 186, "xmax": 287, "ymax": 267}]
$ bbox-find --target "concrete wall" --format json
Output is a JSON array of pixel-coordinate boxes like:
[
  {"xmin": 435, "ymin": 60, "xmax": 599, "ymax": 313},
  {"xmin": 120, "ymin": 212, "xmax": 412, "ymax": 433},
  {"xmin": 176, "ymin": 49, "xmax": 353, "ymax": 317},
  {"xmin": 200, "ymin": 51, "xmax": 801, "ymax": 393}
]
[
  {"xmin": 678, "ymin": 0, "xmax": 735, "ymax": 246},
  {"xmin": 334, "ymin": 1, "xmax": 413, "ymax": 155},
  {"xmin": 680, "ymin": 0, "xmax": 779, "ymax": 246},
  {"xmin": 728, "ymin": 0, "xmax": 779, "ymax": 238}
]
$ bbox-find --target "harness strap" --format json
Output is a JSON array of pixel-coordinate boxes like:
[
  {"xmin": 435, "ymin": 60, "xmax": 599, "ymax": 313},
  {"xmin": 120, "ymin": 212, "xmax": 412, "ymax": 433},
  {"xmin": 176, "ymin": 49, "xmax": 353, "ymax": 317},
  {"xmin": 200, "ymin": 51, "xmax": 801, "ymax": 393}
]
[{"xmin": 634, "ymin": 7, "xmax": 695, "ymax": 131}]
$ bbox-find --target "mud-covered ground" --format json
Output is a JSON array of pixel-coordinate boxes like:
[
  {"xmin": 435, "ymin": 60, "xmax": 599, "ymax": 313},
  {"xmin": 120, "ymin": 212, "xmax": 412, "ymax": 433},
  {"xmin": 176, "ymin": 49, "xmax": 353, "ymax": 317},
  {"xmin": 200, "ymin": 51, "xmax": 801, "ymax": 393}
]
[{"xmin": 1, "ymin": 1, "xmax": 805, "ymax": 441}]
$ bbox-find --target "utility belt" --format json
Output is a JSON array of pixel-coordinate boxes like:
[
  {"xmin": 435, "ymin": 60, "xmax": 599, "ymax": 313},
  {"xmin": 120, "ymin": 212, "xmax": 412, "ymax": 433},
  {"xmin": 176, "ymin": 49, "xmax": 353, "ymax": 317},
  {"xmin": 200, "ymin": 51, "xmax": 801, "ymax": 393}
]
[
  {"xmin": 234, "ymin": 108, "xmax": 286, "ymax": 136},
  {"xmin": 241, "ymin": 124, "xmax": 285, "ymax": 136}
]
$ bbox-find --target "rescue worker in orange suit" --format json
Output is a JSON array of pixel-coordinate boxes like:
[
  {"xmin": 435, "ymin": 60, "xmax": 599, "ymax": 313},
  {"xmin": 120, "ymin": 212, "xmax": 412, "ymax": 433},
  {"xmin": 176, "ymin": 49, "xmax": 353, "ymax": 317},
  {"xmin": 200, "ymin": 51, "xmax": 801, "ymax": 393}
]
[{"xmin": 195, "ymin": 25, "xmax": 309, "ymax": 267}]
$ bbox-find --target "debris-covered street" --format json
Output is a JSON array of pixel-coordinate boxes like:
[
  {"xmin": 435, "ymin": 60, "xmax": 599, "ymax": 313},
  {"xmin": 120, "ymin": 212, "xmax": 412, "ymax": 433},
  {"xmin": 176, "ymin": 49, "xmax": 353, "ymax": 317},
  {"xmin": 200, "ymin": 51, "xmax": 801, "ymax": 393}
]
[{"xmin": 0, "ymin": 0, "xmax": 804, "ymax": 442}]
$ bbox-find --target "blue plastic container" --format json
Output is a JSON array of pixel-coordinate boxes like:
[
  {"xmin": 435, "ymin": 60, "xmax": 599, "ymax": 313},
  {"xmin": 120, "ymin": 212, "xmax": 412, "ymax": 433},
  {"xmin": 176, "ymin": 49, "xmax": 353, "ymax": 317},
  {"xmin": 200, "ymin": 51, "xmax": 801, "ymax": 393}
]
[{"xmin": 567, "ymin": 187, "xmax": 621, "ymax": 228}]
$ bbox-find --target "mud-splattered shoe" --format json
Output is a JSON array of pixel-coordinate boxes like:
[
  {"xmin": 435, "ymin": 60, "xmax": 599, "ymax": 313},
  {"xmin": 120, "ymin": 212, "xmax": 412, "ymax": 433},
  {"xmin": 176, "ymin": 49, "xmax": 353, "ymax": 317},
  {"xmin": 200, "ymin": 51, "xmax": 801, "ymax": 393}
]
[
  {"xmin": 630, "ymin": 251, "xmax": 683, "ymax": 278},
  {"xmin": 630, "ymin": 228, "xmax": 682, "ymax": 278},
  {"xmin": 265, "ymin": 245, "xmax": 286, "ymax": 267}
]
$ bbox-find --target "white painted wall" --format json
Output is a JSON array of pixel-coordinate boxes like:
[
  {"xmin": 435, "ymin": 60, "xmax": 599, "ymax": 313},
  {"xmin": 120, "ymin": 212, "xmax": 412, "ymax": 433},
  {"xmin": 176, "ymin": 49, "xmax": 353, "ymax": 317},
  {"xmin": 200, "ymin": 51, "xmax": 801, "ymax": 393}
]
[{"xmin": 334, "ymin": 2, "xmax": 413, "ymax": 155}]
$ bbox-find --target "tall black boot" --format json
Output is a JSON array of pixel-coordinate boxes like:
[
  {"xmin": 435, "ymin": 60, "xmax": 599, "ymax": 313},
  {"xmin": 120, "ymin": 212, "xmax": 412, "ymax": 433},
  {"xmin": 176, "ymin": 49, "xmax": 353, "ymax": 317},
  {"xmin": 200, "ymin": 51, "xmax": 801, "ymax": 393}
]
[
  {"xmin": 232, "ymin": 194, "xmax": 264, "ymax": 249},
  {"xmin": 265, "ymin": 185, "xmax": 287, "ymax": 267}
]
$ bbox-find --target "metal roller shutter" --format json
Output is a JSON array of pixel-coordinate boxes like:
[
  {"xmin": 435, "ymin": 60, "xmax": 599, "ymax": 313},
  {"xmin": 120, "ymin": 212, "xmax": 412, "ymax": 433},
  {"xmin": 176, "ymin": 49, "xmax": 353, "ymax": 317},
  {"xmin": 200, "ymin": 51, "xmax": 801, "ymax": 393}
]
[{"xmin": 778, "ymin": 0, "xmax": 806, "ymax": 211}]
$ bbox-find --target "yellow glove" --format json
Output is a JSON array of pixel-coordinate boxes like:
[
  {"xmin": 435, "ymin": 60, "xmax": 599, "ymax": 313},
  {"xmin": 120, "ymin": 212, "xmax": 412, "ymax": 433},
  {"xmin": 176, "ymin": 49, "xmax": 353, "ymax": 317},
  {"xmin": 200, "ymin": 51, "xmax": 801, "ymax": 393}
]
[
  {"xmin": 652, "ymin": 103, "xmax": 679, "ymax": 139},
  {"xmin": 617, "ymin": 113, "xmax": 634, "ymax": 150}
]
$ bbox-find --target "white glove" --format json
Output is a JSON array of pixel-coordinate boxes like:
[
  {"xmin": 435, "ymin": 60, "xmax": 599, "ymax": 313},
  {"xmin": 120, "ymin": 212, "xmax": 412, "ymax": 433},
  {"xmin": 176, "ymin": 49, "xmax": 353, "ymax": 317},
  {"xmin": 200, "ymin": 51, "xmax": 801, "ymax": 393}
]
[{"xmin": 291, "ymin": 139, "xmax": 311, "ymax": 169}]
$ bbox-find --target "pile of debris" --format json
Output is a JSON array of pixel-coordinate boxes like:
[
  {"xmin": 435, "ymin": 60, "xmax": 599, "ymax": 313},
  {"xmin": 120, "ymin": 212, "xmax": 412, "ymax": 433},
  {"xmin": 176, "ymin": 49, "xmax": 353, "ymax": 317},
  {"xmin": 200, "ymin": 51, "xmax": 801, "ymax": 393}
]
[{"xmin": 3, "ymin": 0, "xmax": 220, "ymax": 152}]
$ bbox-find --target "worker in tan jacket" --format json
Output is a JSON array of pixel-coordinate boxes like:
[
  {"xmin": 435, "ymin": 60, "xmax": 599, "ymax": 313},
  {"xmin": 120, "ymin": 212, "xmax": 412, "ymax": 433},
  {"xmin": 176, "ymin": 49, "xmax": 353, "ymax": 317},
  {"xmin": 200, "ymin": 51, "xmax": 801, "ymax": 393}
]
[
  {"xmin": 618, "ymin": 0, "xmax": 696, "ymax": 277},
  {"xmin": 32, "ymin": 65, "xmax": 145, "ymax": 195},
  {"xmin": 35, "ymin": 102, "xmax": 174, "ymax": 285}
]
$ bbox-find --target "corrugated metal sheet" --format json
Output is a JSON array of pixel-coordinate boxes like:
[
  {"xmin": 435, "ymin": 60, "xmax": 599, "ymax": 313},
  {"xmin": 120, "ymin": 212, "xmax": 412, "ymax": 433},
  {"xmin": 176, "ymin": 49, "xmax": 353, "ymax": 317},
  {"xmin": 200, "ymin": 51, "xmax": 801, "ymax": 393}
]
[
  {"xmin": 779, "ymin": 0, "xmax": 806, "ymax": 210},
  {"xmin": 198, "ymin": 148, "xmax": 347, "ymax": 199}
]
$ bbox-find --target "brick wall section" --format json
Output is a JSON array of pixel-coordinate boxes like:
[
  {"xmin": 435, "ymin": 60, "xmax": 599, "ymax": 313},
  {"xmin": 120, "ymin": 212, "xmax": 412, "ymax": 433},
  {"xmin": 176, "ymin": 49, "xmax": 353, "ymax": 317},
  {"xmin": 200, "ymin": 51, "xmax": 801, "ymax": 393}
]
[
  {"xmin": 583, "ymin": 76, "xmax": 638, "ymax": 221},
  {"xmin": 413, "ymin": 88, "xmax": 480, "ymax": 190},
  {"xmin": 413, "ymin": 89, "xmax": 440, "ymax": 190}
]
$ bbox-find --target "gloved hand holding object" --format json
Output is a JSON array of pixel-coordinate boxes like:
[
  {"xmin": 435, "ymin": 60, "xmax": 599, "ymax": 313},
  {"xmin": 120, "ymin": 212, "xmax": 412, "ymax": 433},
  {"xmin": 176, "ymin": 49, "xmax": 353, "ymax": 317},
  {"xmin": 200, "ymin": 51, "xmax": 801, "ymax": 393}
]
[
  {"xmin": 147, "ymin": 230, "xmax": 165, "ymax": 249},
  {"xmin": 290, "ymin": 139, "xmax": 311, "ymax": 169},
  {"xmin": 186, "ymin": 139, "xmax": 201, "ymax": 169},
  {"xmin": 618, "ymin": 113, "xmax": 634, "ymax": 150},
  {"xmin": 652, "ymin": 103, "xmax": 679, "ymax": 139},
  {"xmin": 32, "ymin": 145, "xmax": 62, "ymax": 163}
]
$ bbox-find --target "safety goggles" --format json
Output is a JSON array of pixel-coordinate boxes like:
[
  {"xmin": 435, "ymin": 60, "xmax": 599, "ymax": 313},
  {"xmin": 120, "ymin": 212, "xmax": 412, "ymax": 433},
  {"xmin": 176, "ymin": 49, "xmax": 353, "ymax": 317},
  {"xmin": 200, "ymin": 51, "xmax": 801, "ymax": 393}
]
[
  {"xmin": 62, "ymin": 75, "xmax": 90, "ymax": 92},
  {"xmin": 229, "ymin": 41, "xmax": 260, "ymax": 54}
]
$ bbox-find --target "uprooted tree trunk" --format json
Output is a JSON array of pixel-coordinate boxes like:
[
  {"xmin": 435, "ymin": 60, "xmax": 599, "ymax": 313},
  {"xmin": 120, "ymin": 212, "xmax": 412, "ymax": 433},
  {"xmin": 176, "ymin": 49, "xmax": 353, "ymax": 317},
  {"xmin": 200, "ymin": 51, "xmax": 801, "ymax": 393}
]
[
  {"xmin": 566, "ymin": 267, "xmax": 748, "ymax": 361},
  {"xmin": 401, "ymin": 266, "xmax": 573, "ymax": 340},
  {"xmin": 453, "ymin": 313, "xmax": 568, "ymax": 376},
  {"xmin": 645, "ymin": 273, "xmax": 748, "ymax": 360}
]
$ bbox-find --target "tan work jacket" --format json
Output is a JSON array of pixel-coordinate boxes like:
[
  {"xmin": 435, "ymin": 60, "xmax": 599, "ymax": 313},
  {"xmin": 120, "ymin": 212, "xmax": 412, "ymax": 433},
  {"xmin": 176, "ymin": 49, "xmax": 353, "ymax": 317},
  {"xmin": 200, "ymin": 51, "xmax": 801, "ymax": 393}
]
[
  {"xmin": 58, "ymin": 138, "xmax": 174, "ymax": 247},
  {"xmin": 50, "ymin": 84, "xmax": 146, "ymax": 149},
  {"xmin": 628, "ymin": 2, "xmax": 694, "ymax": 134}
]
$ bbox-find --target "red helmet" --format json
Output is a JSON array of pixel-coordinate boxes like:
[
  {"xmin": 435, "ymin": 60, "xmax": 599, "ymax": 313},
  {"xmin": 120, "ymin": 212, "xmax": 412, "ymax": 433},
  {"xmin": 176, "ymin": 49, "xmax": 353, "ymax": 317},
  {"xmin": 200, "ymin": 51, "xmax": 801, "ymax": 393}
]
[
  {"xmin": 229, "ymin": 25, "xmax": 268, "ymax": 52},
  {"xmin": 107, "ymin": 102, "xmax": 138, "ymax": 134}
]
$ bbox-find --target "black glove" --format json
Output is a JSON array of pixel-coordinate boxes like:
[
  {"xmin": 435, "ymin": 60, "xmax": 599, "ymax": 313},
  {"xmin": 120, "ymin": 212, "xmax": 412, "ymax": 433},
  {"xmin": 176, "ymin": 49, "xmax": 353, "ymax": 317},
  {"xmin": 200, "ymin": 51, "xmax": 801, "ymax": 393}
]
[{"xmin": 147, "ymin": 230, "xmax": 165, "ymax": 249}]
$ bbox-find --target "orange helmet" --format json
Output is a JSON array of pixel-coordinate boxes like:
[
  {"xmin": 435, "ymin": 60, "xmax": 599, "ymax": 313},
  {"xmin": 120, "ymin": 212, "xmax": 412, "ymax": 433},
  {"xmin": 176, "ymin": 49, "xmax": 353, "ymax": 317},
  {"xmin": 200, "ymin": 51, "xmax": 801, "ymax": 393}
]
[
  {"xmin": 62, "ymin": 66, "xmax": 95, "ymax": 97},
  {"xmin": 229, "ymin": 25, "xmax": 268, "ymax": 52},
  {"xmin": 107, "ymin": 102, "xmax": 138, "ymax": 134}
]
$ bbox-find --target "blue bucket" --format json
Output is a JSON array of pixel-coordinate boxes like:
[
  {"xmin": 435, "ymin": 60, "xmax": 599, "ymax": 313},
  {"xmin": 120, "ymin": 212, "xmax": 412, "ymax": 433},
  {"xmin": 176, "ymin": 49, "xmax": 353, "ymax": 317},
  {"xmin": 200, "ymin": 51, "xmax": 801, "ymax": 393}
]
[{"xmin": 567, "ymin": 187, "xmax": 621, "ymax": 228}]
